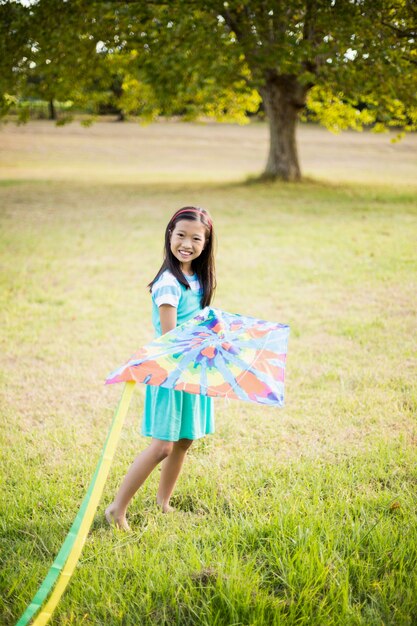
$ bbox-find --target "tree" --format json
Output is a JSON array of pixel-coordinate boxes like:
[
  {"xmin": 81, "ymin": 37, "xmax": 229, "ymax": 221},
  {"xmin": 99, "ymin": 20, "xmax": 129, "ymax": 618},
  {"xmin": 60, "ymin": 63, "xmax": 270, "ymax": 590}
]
[
  {"xmin": 1, "ymin": 0, "xmax": 416, "ymax": 181},
  {"xmin": 0, "ymin": 0, "xmax": 30, "ymax": 118},
  {"xmin": 134, "ymin": 0, "xmax": 417, "ymax": 180},
  {"xmin": 0, "ymin": 0, "xmax": 103, "ymax": 122}
]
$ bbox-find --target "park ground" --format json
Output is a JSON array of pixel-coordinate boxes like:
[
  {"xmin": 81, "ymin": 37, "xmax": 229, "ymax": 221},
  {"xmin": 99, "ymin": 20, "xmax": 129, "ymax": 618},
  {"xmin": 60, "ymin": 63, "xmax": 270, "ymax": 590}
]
[{"xmin": 0, "ymin": 120, "xmax": 417, "ymax": 625}]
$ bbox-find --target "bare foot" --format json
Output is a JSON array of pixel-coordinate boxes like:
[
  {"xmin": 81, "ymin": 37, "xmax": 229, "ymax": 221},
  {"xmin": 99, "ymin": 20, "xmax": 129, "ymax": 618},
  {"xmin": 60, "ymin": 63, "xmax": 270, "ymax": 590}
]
[
  {"xmin": 156, "ymin": 498, "xmax": 175, "ymax": 513},
  {"xmin": 105, "ymin": 504, "xmax": 130, "ymax": 531}
]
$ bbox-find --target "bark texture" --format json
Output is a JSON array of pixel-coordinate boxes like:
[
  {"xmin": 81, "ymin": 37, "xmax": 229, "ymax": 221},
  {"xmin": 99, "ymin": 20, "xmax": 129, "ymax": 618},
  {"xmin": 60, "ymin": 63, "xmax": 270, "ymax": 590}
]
[{"xmin": 260, "ymin": 74, "xmax": 308, "ymax": 181}]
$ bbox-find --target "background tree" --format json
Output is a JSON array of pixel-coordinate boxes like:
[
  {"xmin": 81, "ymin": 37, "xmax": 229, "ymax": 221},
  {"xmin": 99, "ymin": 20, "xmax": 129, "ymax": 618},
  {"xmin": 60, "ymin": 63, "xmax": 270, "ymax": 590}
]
[
  {"xmin": 25, "ymin": 0, "xmax": 99, "ymax": 120},
  {"xmin": 0, "ymin": 0, "xmax": 30, "ymax": 118},
  {"xmin": 1, "ymin": 0, "xmax": 416, "ymax": 181},
  {"xmin": 0, "ymin": 0, "xmax": 101, "ymax": 121},
  {"xmin": 141, "ymin": 0, "xmax": 417, "ymax": 180}
]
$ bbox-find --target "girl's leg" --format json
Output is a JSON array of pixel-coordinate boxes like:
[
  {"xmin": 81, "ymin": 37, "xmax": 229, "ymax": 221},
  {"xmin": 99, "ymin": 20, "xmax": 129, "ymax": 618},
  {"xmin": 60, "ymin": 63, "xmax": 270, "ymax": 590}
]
[
  {"xmin": 156, "ymin": 438, "xmax": 193, "ymax": 512},
  {"xmin": 106, "ymin": 438, "xmax": 173, "ymax": 530}
]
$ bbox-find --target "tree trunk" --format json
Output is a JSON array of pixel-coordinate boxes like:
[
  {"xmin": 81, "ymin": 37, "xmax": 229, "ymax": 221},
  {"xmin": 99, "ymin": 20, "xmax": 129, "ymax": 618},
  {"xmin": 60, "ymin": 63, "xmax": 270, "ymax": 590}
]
[
  {"xmin": 48, "ymin": 98, "xmax": 57, "ymax": 121},
  {"xmin": 260, "ymin": 75, "xmax": 307, "ymax": 181}
]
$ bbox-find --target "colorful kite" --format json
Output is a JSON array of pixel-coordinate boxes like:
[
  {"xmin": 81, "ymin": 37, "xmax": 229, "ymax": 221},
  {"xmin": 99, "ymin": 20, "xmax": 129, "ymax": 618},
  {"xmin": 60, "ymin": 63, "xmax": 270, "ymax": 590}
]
[{"xmin": 106, "ymin": 307, "xmax": 290, "ymax": 406}]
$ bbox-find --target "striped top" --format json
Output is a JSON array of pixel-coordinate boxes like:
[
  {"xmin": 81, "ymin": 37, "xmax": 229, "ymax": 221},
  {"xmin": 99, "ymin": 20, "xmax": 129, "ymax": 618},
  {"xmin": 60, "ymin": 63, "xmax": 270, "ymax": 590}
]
[
  {"xmin": 152, "ymin": 270, "xmax": 201, "ymax": 307},
  {"xmin": 151, "ymin": 270, "xmax": 203, "ymax": 335}
]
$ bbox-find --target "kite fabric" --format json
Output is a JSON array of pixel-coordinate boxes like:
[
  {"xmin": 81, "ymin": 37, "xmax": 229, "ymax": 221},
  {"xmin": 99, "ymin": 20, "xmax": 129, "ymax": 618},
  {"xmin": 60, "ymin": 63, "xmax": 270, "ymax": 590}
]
[{"xmin": 106, "ymin": 307, "xmax": 289, "ymax": 406}]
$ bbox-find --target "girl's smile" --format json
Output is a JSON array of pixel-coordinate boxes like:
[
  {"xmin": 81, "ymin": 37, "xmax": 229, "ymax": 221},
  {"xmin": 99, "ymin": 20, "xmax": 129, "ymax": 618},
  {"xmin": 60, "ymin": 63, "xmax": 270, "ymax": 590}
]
[{"xmin": 170, "ymin": 219, "xmax": 206, "ymax": 274}]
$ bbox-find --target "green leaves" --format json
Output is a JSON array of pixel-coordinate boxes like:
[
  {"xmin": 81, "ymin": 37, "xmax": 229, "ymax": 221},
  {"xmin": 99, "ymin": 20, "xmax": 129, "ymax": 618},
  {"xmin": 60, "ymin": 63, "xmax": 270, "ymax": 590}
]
[{"xmin": 1, "ymin": 1, "xmax": 415, "ymax": 140}]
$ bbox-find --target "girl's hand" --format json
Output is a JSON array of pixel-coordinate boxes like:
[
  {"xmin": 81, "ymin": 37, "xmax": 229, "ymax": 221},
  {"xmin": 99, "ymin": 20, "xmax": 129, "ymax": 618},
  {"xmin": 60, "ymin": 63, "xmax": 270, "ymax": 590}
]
[{"xmin": 159, "ymin": 304, "xmax": 177, "ymax": 335}]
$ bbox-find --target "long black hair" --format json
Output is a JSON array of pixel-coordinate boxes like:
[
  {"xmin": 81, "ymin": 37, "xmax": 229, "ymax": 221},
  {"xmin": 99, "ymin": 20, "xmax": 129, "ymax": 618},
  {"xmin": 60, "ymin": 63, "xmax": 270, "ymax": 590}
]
[{"xmin": 148, "ymin": 207, "xmax": 216, "ymax": 307}]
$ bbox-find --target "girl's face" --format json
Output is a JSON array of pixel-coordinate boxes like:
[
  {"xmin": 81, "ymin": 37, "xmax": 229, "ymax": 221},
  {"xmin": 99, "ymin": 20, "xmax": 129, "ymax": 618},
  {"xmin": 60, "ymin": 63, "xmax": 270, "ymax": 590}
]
[{"xmin": 170, "ymin": 219, "xmax": 207, "ymax": 273}]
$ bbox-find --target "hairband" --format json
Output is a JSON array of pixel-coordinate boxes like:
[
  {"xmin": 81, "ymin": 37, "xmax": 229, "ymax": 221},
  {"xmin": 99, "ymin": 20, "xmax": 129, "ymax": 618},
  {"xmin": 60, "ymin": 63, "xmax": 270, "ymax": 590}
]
[{"xmin": 172, "ymin": 208, "xmax": 212, "ymax": 228}]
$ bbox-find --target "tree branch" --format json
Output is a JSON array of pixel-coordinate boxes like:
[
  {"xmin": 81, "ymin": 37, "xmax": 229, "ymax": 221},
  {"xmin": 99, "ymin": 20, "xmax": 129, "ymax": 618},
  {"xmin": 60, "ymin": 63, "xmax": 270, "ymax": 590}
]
[
  {"xmin": 303, "ymin": 0, "xmax": 315, "ymax": 42},
  {"xmin": 381, "ymin": 21, "xmax": 417, "ymax": 38},
  {"xmin": 221, "ymin": 6, "xmax": 260, "ymax": 67},
  {"xmin": 403, "ymin": 54, "xmax": 417, "ymax": 66}
]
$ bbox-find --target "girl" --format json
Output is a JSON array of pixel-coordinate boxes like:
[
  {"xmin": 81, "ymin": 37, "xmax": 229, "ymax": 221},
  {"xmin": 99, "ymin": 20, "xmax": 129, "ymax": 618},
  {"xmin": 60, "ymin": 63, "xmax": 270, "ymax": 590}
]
[{"xmin": 106, "ymin": 207, "xmax": 216, "ymax": 530}]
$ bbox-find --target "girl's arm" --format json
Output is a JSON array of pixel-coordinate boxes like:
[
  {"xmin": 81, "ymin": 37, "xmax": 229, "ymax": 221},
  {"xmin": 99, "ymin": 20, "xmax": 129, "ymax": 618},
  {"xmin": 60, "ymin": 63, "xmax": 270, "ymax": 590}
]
[{"xmin": 159, "ymin": 304, "xmax": 177, "ymax": 335}]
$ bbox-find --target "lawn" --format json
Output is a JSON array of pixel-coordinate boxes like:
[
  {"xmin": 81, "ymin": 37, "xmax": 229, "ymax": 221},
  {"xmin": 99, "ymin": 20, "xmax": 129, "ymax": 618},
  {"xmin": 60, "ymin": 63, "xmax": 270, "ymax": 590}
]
[{"xmin": 1, "ymin": 120, "xmax": 416, "ymax": 625}]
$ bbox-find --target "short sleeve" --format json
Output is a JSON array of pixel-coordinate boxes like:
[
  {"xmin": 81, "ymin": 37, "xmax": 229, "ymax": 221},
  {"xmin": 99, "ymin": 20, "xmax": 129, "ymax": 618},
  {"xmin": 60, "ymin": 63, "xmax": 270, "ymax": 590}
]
[{"xmin": 151, "ymin": 271, "xmax": 181, "ymax": 308}]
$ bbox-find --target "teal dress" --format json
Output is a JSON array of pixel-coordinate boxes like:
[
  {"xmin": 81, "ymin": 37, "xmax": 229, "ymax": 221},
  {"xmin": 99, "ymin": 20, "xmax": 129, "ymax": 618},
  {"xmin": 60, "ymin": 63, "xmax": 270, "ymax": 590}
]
[{"xmin": 141, "ymin": 271, "xmax": 215, "ymax": 442}]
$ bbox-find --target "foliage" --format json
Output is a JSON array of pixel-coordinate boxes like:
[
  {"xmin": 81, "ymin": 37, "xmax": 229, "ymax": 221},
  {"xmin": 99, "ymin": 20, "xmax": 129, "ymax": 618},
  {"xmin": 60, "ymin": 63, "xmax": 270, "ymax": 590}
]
[
  {"xmin": 300, "ymin": 1, "xmax": 417, "ymax": 134},
  {"xmin": 0, "ymin": 0, "xmax": 30, "ymax": 118},
  {"xmin": 93, "ymin": 3, "xmax": 260, "ymax": 122},
  {"xmin": 1, "ymin": 0, "xmax": 415, "ymax": 129},
  {"xmin": 208, "ymin": 0, "xmax": 417, "ymax": 132}
]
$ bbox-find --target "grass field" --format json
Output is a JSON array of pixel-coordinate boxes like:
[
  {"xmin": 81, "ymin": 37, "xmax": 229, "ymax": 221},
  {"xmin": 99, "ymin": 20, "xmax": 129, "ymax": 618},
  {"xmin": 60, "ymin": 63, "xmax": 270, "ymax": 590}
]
[{"xmin": 1, "ymin": 120, "xmax": 417, "ymax": 625}]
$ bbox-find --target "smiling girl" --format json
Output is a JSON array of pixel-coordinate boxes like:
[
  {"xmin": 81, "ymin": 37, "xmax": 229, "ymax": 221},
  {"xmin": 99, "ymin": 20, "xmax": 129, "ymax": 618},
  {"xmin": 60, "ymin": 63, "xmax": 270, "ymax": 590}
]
[{"xmin": 106, "ymin": 207, "xmax": 216, "ymax": 529}]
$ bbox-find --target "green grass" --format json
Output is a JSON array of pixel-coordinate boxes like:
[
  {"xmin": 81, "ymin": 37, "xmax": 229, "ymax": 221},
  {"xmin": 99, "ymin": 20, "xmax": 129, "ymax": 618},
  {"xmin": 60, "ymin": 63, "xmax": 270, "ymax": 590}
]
[{"xmin": 1, "ymin": 123, "xmax": 417, "ymax": 625}]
